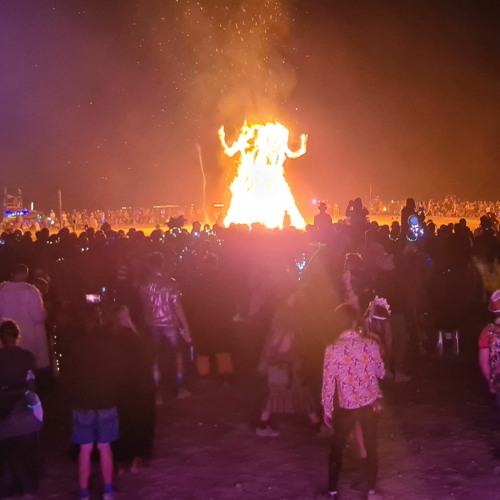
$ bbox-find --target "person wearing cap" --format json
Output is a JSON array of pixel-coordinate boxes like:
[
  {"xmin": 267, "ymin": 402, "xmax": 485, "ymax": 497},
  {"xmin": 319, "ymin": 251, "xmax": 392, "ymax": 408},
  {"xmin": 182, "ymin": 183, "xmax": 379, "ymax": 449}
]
[
  {"xmin": 314, "ymin": 201, "xmax": 333, "ymax": 230},
  {"xmin": 313, "ymin": 201, "xmax": 333, "ymax": 243},
  {"xmin": 345, "ymin": 197, "xmax": 369, "ymax": 225},
  {"xmin": 478, "ymin": 290, "xmax": 500, "ymax": 422}
]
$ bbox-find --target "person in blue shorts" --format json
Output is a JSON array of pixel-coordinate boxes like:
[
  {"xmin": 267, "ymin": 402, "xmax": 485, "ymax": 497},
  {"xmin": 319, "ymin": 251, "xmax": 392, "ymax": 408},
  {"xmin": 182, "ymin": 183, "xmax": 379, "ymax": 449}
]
[{"xmin": 63, "ymin": 304, "xmax": 123, "ymax": 500}]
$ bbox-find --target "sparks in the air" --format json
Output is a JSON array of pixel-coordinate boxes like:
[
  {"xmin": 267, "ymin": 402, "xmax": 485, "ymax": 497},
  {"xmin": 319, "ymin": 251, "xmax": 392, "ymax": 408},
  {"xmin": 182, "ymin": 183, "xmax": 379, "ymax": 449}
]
[{"xmin": 219, "ymin": 121, "xmax": 307, "ymax": 229}]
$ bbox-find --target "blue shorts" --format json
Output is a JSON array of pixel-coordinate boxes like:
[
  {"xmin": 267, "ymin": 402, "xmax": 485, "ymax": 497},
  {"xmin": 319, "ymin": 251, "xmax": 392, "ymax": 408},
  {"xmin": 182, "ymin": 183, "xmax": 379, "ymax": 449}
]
[{"xmin": 71, "ymin": 408, "xmax": 119, "ymax": 445}]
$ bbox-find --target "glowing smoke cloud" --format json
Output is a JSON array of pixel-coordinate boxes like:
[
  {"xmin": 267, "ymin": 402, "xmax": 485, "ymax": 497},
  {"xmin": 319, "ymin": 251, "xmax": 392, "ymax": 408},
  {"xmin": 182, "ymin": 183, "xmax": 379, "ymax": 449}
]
[{"xmin": 220, "ymin": 121, "xmax": 307, "ymax": 229}]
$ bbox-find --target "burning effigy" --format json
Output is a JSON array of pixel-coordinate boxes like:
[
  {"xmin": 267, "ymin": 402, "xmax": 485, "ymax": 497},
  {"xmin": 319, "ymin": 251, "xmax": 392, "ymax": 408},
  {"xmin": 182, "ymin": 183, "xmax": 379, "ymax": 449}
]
[{"xmin": 219, "ymin": 121, "xmax": 307, "ymax": 229}]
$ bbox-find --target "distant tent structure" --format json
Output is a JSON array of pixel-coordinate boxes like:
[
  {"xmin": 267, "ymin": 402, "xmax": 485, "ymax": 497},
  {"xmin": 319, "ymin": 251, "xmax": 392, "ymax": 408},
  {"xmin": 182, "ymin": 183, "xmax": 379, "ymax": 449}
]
[{"xmin": 3, "ymin": 187, "xmax": 23, "ymax": 212}]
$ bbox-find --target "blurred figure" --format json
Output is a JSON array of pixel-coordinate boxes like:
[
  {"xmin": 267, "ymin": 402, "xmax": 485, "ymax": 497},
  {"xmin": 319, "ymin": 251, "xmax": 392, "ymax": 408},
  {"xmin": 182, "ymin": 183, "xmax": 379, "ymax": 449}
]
[
  {"xmin": 140, "ymin": 252, "xmax": 192, "ymax": 402},
  {"xmin": 0, "ymin": 320, "xmax": 41, "ymax": 498},
  {"xmin": 400, "ymin": 198, "xmax": 417, "ymax": 236},
  {"xmin": 256, "ymin": 292, "xmax": 321, "ymax": 437},
  {"xmin": 0, "ymin": 264, "xmax": 50, "ymax": 375},
  {"xmin": 363, "ymin": 297, "xmax": 394, "ymax": 377},
  {"xmin": 282, "ymin": 210, "xmax": 291, "ymax": 230},
  {"xmin": 341, "ymin": 253, "xmax": 373, "ymax": 313},
  {"xmin": 472, "ymin": 215, "xmax": 499, "ymax": 273},
  {"xmin": 106, "ymin": 305, "xmax": 155, "ymax": 474},
  {"xmin": 357, "ymin": 229, "xmax": 389, "ymax": 285},
  {"xmin": 398, "ymin": 240, "xmax": 431, "ymax": 356},
  {"xmin": 314, "ymin": 202, "xmax": 333, "ymax": 230},
  {"xmin": 313, "ymin": 202, "xmax": 333, "ymax": 243},
  {"xmin": 345, "ymin": 198, "xmax": 369, "ymax": 224},
  {"xmin": 479, "ymin": 290, "xmax": 500, "ymax": 426},
  {"xmin": 189, "ymin": 254, "xmax": 235, "ymax": 384}
]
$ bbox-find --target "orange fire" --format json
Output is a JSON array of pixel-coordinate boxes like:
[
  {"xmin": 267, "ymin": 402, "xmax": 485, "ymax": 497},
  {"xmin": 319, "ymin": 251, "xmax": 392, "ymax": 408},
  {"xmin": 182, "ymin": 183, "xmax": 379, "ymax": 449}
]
[{"xmin": 219, "ymin": 121, "xmax": 307, "ymax": 229}]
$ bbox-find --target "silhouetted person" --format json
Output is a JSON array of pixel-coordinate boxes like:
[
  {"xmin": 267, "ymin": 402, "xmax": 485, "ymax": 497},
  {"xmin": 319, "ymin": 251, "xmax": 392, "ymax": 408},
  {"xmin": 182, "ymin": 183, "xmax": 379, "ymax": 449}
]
[
  {"xmin": 345, "ymin": 198, "xmax": 368, "ymax": 225},
  {"xmin": 139, "ymin": 252, "xmax": 192, "ymax": 402},
  {"xmin": 63, "ymin": 305, "xmax": 122, "ymax": 500},
  {"xmin": 0, "ymin": 320, "xmax": 40, "ymax": 498},
  {"xmin": 314, "ymin": 202, "xmax": 333, "ymax": 230},
  {"xmin": 400, "ymin": 198, "xmax": 417, "ymax": 236}
]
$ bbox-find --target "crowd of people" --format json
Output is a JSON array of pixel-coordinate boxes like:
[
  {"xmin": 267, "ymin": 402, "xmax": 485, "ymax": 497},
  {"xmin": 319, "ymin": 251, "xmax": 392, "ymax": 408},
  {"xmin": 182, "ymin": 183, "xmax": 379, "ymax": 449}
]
[
  {"xmin": 0, "ymin": 196, "xmax": 500, "ymax": 498},
  {"xmin": 1, "ymin": 206, "xmax": 212, "ymax": 234},
  {"xmin": 370, "ymin": 194, "xmax": 500, "ymax": 219},
  {"xmin": 3, "ymin": 194, "xmax": 500, "ymax": 234}
]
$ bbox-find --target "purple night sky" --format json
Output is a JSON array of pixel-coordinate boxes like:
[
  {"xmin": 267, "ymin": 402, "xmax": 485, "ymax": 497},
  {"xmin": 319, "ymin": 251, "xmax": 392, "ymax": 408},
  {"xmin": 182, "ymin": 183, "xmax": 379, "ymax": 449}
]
[{"xmin": 1, "ymin": 0, "xmax": 499, "ymax": 212}]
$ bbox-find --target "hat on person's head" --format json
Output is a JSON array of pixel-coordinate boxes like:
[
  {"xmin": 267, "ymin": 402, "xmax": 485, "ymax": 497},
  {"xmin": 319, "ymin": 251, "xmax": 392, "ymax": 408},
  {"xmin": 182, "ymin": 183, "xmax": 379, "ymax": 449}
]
[
  {"xmin": 372, "ymin": 305, "xmax": 390, "ymax": 321},
  {"xmin": 366, "ymin": 296, "xmax": 391, "ymax": 322},
  {"xmin": 489, "ymin": 290, "xmax": 500, "ymax": 313}
]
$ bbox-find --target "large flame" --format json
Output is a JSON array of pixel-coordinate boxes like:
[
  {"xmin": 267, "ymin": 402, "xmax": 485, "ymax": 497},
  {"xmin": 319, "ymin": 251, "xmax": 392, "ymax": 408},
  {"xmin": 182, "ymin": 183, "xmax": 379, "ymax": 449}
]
[{"xmin": 219, "ymin": 121, "xmax": 307, "ymax": 229}]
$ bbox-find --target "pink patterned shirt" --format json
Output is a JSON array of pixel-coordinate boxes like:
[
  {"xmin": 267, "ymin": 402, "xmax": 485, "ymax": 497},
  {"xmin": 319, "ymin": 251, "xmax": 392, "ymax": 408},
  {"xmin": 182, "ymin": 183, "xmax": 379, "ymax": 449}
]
[{"xmin": 322, "ymin": 330, "xmax": 385, "ymax": 418}]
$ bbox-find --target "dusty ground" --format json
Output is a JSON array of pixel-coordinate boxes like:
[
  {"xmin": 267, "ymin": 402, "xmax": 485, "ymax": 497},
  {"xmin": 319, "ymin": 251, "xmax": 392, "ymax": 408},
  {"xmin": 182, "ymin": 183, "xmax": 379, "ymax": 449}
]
[{"xmin": 31, "ymin": 322, "xmax": 500, "ymax": 500}]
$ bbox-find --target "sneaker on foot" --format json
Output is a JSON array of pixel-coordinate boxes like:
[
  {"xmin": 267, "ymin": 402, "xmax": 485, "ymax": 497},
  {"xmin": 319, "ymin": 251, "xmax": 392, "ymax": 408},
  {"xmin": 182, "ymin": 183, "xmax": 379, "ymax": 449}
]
[
  {"xmin": 315, "ymin": 492, "xmax": 336, "ymax": 500},
  {"xmin": 322, "ymin": 491, "xmax": 337, "ymax": 499},
  {"xmin": 255, "ymin": 426, "xmax": 280, "ymax": 437},
  {"xmin": 177, "ymin": 387, "xmax": 192, "ymax": 399}
]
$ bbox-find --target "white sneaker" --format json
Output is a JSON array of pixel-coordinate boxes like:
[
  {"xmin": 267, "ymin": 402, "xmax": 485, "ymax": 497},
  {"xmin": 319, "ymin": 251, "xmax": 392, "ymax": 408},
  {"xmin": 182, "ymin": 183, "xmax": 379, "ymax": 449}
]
[{"xmin": 255, "ymin": 426, "xmax": 280, "ymax": 437}]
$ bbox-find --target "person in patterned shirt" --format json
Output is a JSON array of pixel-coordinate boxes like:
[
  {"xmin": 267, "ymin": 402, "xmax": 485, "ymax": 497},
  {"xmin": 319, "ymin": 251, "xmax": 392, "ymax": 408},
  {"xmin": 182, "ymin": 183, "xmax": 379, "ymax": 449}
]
[
  {"xmin": 478, "ymin": 289, "xmax": 500, "ymax": 418},
  {"xmin": 321, "ymin": 303, "xmax": 385, "ymax": 499}
]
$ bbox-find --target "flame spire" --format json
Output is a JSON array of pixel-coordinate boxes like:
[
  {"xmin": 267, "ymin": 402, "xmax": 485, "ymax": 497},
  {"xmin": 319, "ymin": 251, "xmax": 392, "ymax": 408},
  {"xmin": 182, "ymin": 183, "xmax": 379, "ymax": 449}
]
[{"xmin": 220, "ymin": 121, "xmax": 307, "ymax": 229}]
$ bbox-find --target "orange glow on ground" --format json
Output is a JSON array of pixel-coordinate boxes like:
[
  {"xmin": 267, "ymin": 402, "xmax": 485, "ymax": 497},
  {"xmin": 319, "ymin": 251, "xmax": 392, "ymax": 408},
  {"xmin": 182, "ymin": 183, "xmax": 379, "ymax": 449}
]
[{"xmin": 219, "ymin": 121, "xmax": 307, "ymax": 229}]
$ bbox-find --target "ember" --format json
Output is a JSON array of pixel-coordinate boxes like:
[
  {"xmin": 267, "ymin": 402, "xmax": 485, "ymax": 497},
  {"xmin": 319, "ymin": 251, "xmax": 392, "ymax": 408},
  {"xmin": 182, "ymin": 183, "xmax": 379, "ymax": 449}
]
[{"xmin": 219, "ymin": 121, "xmax": 307, "ymax": 229}]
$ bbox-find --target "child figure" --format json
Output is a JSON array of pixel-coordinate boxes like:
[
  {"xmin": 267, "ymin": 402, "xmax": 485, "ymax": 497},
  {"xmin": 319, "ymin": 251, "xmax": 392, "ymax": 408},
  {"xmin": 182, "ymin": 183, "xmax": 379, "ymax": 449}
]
[{"xmin": 256, "ymin": 292, "xmax": 321, "ymax": 437}]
